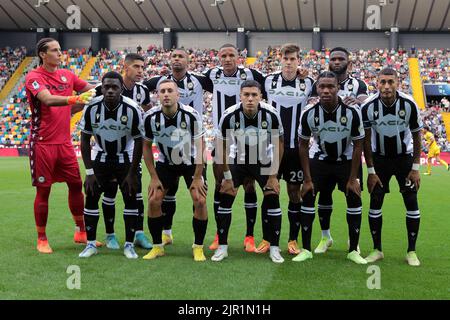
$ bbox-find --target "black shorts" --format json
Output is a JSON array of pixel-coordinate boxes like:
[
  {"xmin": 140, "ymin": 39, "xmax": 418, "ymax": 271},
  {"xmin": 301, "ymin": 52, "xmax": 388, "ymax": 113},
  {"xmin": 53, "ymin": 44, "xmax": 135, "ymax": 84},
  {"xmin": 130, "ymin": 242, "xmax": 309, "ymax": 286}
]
[
  {"xmin": 278, "ymin": 148, "xmax": 303, "ymax": 184},
  {"xmin": 156, "ymin": 163, "xmax": 206, "ymax": 191},
  {"xmin": 230, "ymin": 164, "xmax": 275, "ymax": 190},
  {"xmin": 92, "ymin": 161, "xmax": 137, "ymax": 193},
  {"xmin": 310, "ymin": 159, "xmax": 354, "ymax": 193},
  {"xmin": 373, "ymin": 154, "xmax": 415, "ymax": 194}
]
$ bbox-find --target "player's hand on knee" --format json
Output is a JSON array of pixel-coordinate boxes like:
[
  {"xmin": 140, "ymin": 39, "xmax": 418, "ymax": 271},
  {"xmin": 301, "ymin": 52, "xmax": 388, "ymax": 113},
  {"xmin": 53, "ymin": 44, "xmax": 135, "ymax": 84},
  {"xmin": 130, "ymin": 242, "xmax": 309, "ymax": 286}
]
[
  {"xmin": 190, "ymin": 177, "xmax": 207, "ymax": 199},
  {"xmin": 148, "ymin": 178, "xmax": 164, "ymax": 199},
  {"xmin": 406, "ymin": 170, "xmax": 420, "ymax": 191},
  {"xmin": 220, "ymin": 179, "xmax": 236, "ymax": 196},
  {"xmin": 301, "ymin": 180, "xmax": 315, "ymax": 198},
  {"xmin": 264, "ymin": 176, "xmax": 280, "ymax": 195},
  {"xmin": 346, "ymin": 178, "xmax": 361, "ymax": 197},
  {"xmin": 367, "ymin": 173, "xmax": 383, "ymax": 194}
]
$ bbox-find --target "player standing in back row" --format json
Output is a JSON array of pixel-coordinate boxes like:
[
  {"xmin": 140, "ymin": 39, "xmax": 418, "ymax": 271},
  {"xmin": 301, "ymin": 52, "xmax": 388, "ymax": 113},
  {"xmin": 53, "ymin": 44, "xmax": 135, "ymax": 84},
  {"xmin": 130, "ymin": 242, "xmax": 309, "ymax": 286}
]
[{"xmin": 260, "ymin": 44, "xmax": 314, "ymax": 255}]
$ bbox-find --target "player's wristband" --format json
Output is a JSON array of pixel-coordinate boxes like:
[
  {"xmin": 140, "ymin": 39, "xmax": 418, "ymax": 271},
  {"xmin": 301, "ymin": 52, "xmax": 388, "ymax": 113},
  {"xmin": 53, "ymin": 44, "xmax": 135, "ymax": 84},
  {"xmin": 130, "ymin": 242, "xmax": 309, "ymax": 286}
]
[
  {"xmin": 223, "ymin": 170, "xmax": 232, "ymax": 180},
  {"xmin": 86, "ymin": 168, "xmax": 94, "ymax": 176},
  {"xmin": 367, "ymin": 167, "xmax": 376, "ymax": 174},
  {"xmin": 412, "ymin": 163, "xmax": 420, "ymax": 171}
]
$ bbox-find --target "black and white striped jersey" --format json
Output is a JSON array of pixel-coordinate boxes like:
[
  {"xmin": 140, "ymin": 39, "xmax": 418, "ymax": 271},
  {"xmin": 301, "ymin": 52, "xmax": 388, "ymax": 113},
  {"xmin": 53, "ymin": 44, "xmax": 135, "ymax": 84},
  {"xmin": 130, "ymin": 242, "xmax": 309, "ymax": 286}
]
[
  {"xmin": 143, "ymin": 72, "xmax": 213, "ymax": 115},
  {"xmin": 219, "ymin": 102, "xmax": 284, "ymax": 165},
  {"xmin": 142, "ymin": 103, "xmax": 204, "ymax": 166},
  {"xmin": 264, "ymin": 72, "xmax": 314, "ymax": 149},
  {"xmin": 94, "ymin": 82, "xmax": 150, "ymax": 108},
  {"xmin": 79, "ymin": 95, "xmax": 143, "ymax": 163},
  {"xmin": 312, "ymin": 76, "xmax": 368, "ymax": 102},
  {"xmin": 298, "ymin": 100, "xmax": 365, "ymax": 162},
  {"xmin": 361, "ymin": 91, "xmax": 423, "ymax": 158},
  {"xmin": 204, "ymin": 66, "xmax": 264, "ymax": 130}
]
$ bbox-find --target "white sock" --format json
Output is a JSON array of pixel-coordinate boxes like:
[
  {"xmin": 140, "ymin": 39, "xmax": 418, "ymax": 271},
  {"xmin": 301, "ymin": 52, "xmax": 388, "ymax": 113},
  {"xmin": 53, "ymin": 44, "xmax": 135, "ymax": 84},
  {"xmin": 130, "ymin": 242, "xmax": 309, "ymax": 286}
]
[
  {"xmin": 87, "ymin": 240, "xmax": 97, "ymax": 247},
  {"xmin": 163, "ymin": 229, "xmax": 172, "ymax": 236},
  {"xmin": 217, "ymin": 244, "xmax": 228, "ymax": 251},
  {"xmin": 270, "ymin": 246, "xmax": 280, "ymax": 254},
  {"xmin": 124, "ymin": 241, "xmax": 133, "ymax": 247},
  {"xmin": 322, "ymin": 229, "xmax": 331, "ymax": 239}
]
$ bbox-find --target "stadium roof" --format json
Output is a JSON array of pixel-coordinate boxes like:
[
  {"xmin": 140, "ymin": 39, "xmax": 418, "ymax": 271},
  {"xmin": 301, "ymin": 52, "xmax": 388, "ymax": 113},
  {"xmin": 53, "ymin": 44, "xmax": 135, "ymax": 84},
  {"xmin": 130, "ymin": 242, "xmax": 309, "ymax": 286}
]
[{"xmin": 0, "ymin": 0, "xmax": 449, "ymax": 32}]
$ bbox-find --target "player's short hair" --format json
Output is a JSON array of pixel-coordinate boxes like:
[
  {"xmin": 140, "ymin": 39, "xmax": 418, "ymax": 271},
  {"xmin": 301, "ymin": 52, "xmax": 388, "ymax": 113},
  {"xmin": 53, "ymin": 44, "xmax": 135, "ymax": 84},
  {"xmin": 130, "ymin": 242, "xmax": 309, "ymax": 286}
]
[
  {"xmin": 240, "ymin": 80, "xmax": 261, "ymax": 91},
  {"xmin": 281, "ymin": 43, "xmax": 300, "ymax": 58},
  {"xmin": 379, "ymin": 67, "xmax": 398, "ymax": 78},
  {"xmin": 36, "ymin": 37, "xmax": 58, "ymax": 65},
  {"xmin": 219, "ymin": 43, "xmax": 237, "ymax": 51},
  {"xmin": 158, "ymin": 78, "xmax": 178, "ymax": 89},
  {"xmin": 330, "ymin": 47, "xmax": 350, "ymax": 58},
  {"xmin": 317, "ymin": 71, "xmax": 338, "ymax": 83},
  {"xmin": 423, "ymin": 126, "xmax": 430, "ymax": 132},
  {"xmin": 124, "ymin": 53, "xmax": 144, "ymax": 64},
  {"xmin": 102, "ymin": 71, "xmax": 123, "ymax": 86}
]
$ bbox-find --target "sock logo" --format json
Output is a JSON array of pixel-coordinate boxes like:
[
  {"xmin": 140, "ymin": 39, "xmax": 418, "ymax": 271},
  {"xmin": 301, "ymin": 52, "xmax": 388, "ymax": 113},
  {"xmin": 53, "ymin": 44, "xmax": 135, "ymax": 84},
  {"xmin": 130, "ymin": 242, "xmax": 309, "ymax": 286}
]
[
  {"xmin": 355, "ymin": 229, "xmax": 360, "ymax": 233},
  {"xmin": 303, "ymin": 226, "xmax": 308, "ymax": 231},
  {"xmin": 219, "ymin": 229, "xmax": 224, "ymax": 234}
]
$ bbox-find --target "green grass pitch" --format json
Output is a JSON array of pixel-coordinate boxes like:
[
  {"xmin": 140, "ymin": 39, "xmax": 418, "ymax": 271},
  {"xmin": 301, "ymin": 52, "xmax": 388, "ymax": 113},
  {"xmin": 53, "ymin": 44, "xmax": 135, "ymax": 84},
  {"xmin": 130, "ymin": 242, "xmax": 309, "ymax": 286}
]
[{"xmin": 0, "ymin": 157, "xmax": 449, "ymax": 300}]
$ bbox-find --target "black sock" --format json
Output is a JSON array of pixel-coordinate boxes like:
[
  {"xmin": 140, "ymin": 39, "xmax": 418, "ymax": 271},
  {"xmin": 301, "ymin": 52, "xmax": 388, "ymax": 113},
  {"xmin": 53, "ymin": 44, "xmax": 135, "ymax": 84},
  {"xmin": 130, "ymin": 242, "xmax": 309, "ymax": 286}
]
[
  {"xmin": 318, "ymin": 203, "xmax": 332, "ymax": 231},
  {"xmin": 136, "ymin": 197, "xmax": 144, "ymax": 231},
  {"xmin": 269, "ymin": 215, "xmax": 282, "ymax": 247},
  {"xmin": 261, "ymin": 202, "xmax": 270, "ymax": 242},
  {"xmin": 406, "ymin": 217, "xmax": 420, "ymax": 252},
  {"xmin": 347, "ymin": 210, "xmax": 362, "ymax": 252},
  {"xmin": 299, "ymin": 210, "xmax": 314, "ymax": 251},
  {"xmin": 193, "ymin": 218, "xmax": 208, "ymax": 245},
  {"xmin": 244, "ymin": 192, "xmax": 257, "ymax": 237},
  {"xmin": 217, "ymin": 193, "xmax": 234, "ymax": 245},
  {"xmin": 214, "ymin": 188, "xmax": 221, "ymax": 219},
  {"xmin": 84, "ymin": 209, "xmax": 100, "ymax": 241},
  {"xmin": 162, "ymin": 197, "xmax": 176, "ymax": 230},
  {"xmin": 102, "ymin": 197, "xmax": 115, "ymax": 234},
  {"xmin": 148, "ymin": 216, "xmax": 164, "ymax": 245},
  {"xmin": 368, "ymin": 209, "xmax": 383, "ymax": 251},
  {"xmin": 123, "ymin": 212, "xmax": 137, "ymax": 243},
  {"xmin": 288, "ymin": 202, "xmax": 301, "ymax": 241}
]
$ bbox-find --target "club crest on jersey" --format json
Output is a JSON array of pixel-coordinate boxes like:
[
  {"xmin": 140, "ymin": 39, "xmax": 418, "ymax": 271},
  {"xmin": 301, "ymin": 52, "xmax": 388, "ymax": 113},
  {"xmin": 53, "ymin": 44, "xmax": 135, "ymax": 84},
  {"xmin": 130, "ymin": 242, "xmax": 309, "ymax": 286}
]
[
  {"xmin": 32, "ymin": 81, "xmax": 40, "ymax": 89},
  {"xmin": 398, "ymin": 110, "xmax": 406, "ymax": 118},
  {"xmin": 300, "ymin": 83, "xmax": 306, "ymax": 90},
  {"xmin": 120, "ymin": 115, "xmax": 128, "ymax": 123},
  {"xmin": 347, "ymin": 84, "xmax": 354, "ymax": 90},
  {"xmin": 61, "ymin": 75, "xmax": 67, "ymax": 82},
  {"xmin": 240, "ymin": 73, "xmax": 247, "ymax": 80},
  {"xmin": 181, "ymin": 121, "xmax": 187, "ymax": 129},
  {"xmin": 136, "ymin": 93, "xmax": 142, "ymax": 100},
  {"xmin": 187, "ymin": 82, "xmax": 194, "ymax": 90},
  {"xmin": 340, "ymin": 116, "xmax": 347, "ymax": 125},
  {"xmin": 261, "ymin": 121, "xmax": 268, "ymax": 129}
]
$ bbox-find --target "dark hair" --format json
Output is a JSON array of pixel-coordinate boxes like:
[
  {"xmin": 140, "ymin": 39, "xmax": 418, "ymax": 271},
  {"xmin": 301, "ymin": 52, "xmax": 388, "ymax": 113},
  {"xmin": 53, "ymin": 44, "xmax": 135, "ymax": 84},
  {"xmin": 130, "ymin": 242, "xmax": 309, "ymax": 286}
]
[
  {"xmin": 240, "ymin": 80, "xmax": 261, "ymax": 91},
  {"xmin": 379, "ymin": 67, "xmax": 398, "ymax": 78},
  {"xmin": 317, "ymin": 71, "xmax": 338, "ymax": 83},
  {"xmin": 158, "ymin": 78, "xmax": 178, "ymax": 88},
  {"xmin": 330, "ymin": 47, "xmax": 350, "ymax": 58},
  {"xmin": 219, "ymin": 43, "xmax": 237, "ymax": 51},
  {"xmin": 281, "ymin": 43, "xmax": 300, "ymax": 58},
  {"xmin": 124, "ymin": 53, "xmax": 144, "ymax": 64},
  {"xmin": 102, "ymin": 71, "xmax": 123, "ymax": 86},
  {"xmin": 36, "ymin": 37, "xmax": 58, "ymax": 65},
  {"xmin": 171, "ymin": 48, "xmax": 188, "ymax": 55},
  {"xmin": 423, "ymin": 126, "xmax": 430, "ymax": 132}
]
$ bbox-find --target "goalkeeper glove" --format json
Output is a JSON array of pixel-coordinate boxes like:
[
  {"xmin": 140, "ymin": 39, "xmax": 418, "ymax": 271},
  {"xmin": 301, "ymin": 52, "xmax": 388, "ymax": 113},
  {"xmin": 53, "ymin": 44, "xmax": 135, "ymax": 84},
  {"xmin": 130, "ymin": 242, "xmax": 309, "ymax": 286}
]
[{"xmin": 67, "ymin": 89, "xmax": 96, "ymax": 105}]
